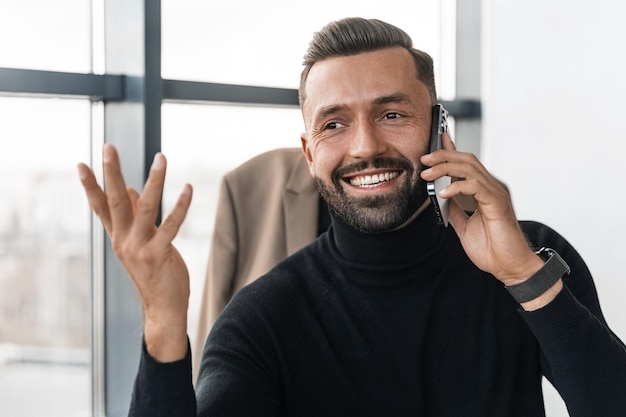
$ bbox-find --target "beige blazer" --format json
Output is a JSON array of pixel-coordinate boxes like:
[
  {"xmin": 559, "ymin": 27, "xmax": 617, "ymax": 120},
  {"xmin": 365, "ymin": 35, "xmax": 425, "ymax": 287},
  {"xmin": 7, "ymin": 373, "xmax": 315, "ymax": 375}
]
[{"xmin": 193, "ymin": 147, "xmax": 320, "ymax": 375}]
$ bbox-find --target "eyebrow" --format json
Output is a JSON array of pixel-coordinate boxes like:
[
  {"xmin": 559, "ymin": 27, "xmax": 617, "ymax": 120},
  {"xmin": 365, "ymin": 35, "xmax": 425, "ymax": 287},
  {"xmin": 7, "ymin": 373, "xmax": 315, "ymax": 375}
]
[
  {"xmin": 316, "ymin": 93, "xmax": 413, "ymax": 120},
  {"xmin": 316, "ymin": 104, "xmax": 345, "ymax": 120},
  {"xmin": 372, "ymin": 92, "xmax": 412, "ymax": 106}
]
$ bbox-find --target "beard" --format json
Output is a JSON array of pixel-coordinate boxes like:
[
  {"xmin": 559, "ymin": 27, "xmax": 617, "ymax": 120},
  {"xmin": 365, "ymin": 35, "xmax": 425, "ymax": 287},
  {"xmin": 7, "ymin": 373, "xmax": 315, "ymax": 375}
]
[{"xmin": 315, "ymin": 156, "xmax": 429, "ymax": 234}]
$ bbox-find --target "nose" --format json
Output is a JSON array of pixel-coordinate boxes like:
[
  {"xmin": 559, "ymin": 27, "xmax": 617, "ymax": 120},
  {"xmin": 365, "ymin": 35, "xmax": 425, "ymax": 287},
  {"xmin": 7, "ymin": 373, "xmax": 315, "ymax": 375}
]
[{"xmin": 348, "ymin": 121, "xmax": 388, "ymax": 159}]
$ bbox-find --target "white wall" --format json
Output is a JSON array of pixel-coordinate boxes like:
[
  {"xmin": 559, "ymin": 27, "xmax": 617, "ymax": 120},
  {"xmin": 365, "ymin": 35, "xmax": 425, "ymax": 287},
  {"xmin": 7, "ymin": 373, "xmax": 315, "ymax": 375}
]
[{"xmin": 482, "ymin": 1, "xmax": 626, "ymax": 414}]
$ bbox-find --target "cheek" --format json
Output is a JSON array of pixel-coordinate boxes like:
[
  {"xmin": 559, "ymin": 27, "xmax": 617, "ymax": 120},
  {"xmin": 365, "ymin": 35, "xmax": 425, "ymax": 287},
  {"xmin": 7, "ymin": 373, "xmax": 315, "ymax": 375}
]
[
  {"xmin": 309, "ymin": 141, "xmax": 345, "ymax": 179},
  {"xmin": 396, "ymin": 135, "xmax": 431, "ymax": 169}
]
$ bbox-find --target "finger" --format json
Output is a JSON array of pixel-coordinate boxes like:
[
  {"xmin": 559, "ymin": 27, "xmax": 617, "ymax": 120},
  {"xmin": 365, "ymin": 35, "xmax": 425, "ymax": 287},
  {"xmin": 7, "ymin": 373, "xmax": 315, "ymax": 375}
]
[
  {"xmin": 153, "ymin": 183, "xmax": 193, "ymax": 247},
  {"xmin": 77, "ymin": 162, "xmax": 113, "ymax": 234},
  {"xmin": 132, "ymin": 152, "xmax": 167, "ymax": 239},
  {"xmin": 102, "ymin": 144, "xmax": 133, "ymax": 235},
  {"xmin": 422, "ymin": 151, "xmax": 490, "ymax": 187},
  {"xmin": 126, "ymin": 186, "xmax": 140, "ymax": 215},
  {"xmin": 127, "ymin": 186, "xmax": 159, "ymax": 238}
]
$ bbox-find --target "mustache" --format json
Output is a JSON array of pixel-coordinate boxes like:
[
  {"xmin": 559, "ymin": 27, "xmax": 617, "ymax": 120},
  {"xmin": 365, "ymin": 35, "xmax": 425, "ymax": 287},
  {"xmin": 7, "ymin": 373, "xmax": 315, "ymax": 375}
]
[{"xmin": 332, "ymin": 156, "xmax": 417, "ymax": 182}]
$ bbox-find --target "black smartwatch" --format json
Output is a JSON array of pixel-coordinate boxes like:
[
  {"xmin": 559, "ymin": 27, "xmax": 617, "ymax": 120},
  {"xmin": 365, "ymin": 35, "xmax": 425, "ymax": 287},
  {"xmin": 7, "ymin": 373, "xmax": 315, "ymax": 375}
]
[{"xmin": 505, "ymin": 247, "xmax": 570, "ymax": 304}]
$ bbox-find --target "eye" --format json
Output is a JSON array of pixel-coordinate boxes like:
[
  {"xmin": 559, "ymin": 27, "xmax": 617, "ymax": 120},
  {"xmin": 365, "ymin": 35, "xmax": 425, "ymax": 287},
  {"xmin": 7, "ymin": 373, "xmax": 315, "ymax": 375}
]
[
  {"xmin": 382, "ymin": 112, "xmax": 402, "ymax": 120},
  {"xmin": 323, "ymin": 121, "xmax": 346, "ymax": 130}
]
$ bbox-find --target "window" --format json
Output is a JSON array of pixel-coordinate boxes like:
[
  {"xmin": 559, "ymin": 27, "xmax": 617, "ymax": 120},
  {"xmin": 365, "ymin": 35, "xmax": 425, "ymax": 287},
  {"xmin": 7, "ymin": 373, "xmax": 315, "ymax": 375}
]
[{"xmin": 0, "ymin": 1, "xmax": 476, "ymax": 415}]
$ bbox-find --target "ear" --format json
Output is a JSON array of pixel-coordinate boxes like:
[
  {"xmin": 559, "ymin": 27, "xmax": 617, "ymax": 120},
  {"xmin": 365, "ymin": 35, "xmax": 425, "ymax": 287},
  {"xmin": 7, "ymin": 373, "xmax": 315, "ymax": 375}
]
[{"xmin": 300, "ymin": 133, "xmax": 315, "ymax": 176}]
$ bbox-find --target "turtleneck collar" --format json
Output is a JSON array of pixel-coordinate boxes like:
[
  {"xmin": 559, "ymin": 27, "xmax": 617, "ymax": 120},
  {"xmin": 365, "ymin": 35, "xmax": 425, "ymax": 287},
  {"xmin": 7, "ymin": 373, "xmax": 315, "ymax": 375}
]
[{"xmin": 326, "ymin": 203, "xmax": 453, "ymax": 268}]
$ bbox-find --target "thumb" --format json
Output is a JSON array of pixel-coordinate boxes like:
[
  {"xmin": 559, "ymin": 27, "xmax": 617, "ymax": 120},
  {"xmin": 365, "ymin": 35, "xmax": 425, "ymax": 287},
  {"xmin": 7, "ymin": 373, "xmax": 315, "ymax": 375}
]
[{"xmin": 446, "ymin": 197, "xmax": 469, "ymax": 234}]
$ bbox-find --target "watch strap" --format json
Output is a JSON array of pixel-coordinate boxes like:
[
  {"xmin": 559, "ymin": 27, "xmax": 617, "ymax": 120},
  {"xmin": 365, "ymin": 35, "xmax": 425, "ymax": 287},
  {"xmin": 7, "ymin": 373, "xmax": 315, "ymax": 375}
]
[{"xmin": 505, "ymin": 247, "xmax": 571, "ymax": 303}]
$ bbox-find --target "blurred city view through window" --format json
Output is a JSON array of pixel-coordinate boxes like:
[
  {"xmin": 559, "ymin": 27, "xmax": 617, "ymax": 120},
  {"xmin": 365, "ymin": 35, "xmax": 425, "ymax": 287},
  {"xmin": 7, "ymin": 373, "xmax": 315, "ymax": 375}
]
[{"xmin": 0, "ymin": 98, "xmax": 92, "ymax": 416}]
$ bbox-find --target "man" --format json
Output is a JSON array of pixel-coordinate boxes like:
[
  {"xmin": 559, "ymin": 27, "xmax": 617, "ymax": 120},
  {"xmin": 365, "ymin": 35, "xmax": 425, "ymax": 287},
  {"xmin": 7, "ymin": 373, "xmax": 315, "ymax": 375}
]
[{"xmin": 78, "ymin": 17, "xmax": 626, "ymax": 416}]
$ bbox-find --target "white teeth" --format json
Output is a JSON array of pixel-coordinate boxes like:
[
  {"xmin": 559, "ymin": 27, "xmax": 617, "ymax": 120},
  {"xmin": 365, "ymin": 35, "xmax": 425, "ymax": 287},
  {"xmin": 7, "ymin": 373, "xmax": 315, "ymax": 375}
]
[{"xmin": 349, "ymin": 171, "xmax": 399, "ymax": 187}]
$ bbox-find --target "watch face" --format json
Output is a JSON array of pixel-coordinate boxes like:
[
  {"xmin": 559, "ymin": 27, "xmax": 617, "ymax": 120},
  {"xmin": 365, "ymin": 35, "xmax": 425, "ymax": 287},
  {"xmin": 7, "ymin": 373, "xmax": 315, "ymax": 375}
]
[
  {"xmin": 535, "ymin": 247, "xmax": 553, "ymax": 261},
  {"xmin": 535, "ymin": 246, "xmax": 550, "ymax": 261},
  {"xmin": 537, "ymin": 247, "xmax": 571, "ymax": 275}
]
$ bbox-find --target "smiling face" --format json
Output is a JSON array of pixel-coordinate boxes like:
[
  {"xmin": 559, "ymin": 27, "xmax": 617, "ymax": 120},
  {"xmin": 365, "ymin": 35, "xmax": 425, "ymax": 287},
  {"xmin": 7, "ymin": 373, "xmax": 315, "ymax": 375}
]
[{"xmin": 300, "ymin": 46, "xmax": 434, "ymax": 233}]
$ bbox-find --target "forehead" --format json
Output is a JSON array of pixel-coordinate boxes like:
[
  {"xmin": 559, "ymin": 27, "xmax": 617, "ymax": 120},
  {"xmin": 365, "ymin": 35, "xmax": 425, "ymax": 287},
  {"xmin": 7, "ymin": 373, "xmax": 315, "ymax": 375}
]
[{"xmin": 302, "ymin": 47, "xmax": 430, "ymax": 116}]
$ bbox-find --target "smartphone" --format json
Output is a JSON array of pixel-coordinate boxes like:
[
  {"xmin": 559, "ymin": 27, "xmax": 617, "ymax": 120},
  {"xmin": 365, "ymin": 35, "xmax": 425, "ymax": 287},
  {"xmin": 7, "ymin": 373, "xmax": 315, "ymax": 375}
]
[{"xmin": 426, "ymin": 104, "xmax": 450, "ymax": 227}]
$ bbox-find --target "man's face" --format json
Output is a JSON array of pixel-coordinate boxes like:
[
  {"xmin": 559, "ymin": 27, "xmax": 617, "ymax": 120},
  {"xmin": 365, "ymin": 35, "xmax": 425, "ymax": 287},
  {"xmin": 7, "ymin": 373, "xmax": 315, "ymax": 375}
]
[{"xmin": 301, "ymin": 47, "xmax": 433, "ymax": 233}]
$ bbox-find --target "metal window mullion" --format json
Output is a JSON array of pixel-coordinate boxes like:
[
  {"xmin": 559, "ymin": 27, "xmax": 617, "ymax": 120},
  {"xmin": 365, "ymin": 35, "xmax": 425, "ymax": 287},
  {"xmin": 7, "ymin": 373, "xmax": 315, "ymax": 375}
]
[
  {"xmin": 101, "ymin": 0, "xmax": 162, "ymax": 416},
  {"xmin": 0, "ymin": 68, "xmax": 124, "ymax": 100}
]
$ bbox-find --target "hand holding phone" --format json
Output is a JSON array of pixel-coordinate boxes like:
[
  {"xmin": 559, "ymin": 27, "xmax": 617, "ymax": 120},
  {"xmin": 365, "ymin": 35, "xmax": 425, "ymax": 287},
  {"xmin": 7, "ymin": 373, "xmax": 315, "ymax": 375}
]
[{"xmin": 426, "ymin": 104, "xmax": 450, "ymax": 227}]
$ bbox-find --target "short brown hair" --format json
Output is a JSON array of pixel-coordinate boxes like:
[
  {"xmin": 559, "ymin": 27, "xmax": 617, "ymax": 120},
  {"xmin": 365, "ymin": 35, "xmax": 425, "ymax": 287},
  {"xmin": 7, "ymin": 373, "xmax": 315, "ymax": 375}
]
[{"xmin": 299, "ymin": 17, "xmax": 437, "ymax": 107}]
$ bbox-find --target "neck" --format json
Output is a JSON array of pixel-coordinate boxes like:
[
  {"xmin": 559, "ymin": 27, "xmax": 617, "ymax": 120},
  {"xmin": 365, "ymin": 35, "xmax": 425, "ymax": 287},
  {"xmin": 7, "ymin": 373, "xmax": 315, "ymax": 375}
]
[{"xmin": 327, "ymin": 202, "xmax": 450, "ymax": 267}]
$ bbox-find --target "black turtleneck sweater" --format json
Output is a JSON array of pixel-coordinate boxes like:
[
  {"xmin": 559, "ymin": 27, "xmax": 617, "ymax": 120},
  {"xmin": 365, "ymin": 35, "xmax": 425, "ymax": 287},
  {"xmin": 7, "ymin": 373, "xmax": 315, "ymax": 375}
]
[{"xmin": 130, "ymin": 206, "xmax": 626, "ymax": 417}]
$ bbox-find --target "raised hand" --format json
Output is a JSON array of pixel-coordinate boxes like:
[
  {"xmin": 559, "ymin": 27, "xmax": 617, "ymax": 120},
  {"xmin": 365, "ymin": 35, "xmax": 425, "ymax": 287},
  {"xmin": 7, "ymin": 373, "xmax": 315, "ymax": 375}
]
[{"xmin": 77, "ymin": 144, "xmax": 193, "ymax": 361}]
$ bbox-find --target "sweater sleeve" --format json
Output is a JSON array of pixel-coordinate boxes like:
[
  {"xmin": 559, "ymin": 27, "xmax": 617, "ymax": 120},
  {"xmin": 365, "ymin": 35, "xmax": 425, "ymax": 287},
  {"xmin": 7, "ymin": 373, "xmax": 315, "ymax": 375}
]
[
  {"xmin": 128, "ymin": 338, "xmax": 197, "ymax": 417},
  {"xmin": 519, "ymin": 221, "xmax": 626, "ymax": 417},
  {"xmin": 520, "ymin": 286, "xmax": 626, "ymax": 416}
]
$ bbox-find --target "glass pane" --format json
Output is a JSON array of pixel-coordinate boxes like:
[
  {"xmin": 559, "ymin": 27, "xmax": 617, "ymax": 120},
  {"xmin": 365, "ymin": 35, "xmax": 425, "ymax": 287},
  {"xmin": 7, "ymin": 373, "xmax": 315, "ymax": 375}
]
[
  {"xmin": 161, "ymin": 103, "xmax": 303, "ymax": 345},
  {"xmin": 162, "ymin": 0, "xmax": 445, "ymax": 89},
  {"xmin": 0, "ymin": 0, "xmax": 91, "ymax": 72},
  {"xmin": 0, "ymin": 97, "xmax": 92, "ymax": 417}
]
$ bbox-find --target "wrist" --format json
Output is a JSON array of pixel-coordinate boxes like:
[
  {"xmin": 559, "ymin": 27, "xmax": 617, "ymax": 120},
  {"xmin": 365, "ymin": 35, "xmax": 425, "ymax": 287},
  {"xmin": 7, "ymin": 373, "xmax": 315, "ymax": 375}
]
[
  {"xmin": 144, "ymin": 316, "xmax": 188, "ymax": 362},
  {"xmin": 504, "ymin": 247, "xmax": 570, "ymax": 306},
  {"xmin": 499, "ymin": 254, "xmax": 546, "ymax": 287}
]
